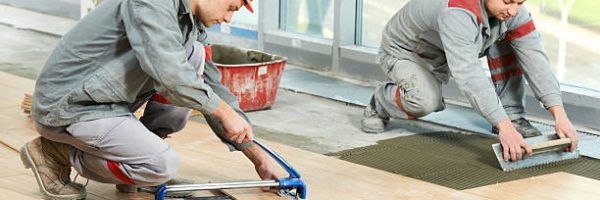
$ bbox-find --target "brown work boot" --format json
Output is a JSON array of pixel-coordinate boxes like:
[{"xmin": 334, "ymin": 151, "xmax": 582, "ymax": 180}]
[
  {"xmin": 20, "ymin": 137, "xmax": 86, "ymax": 199},
  {"xmin": 116, "ymin": 177, "xmax": 194, "ymax": 198}
]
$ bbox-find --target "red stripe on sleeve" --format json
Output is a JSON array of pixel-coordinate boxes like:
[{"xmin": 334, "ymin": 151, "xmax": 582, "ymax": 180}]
[
  {"xmin": 487, "ymin": 54, "xmax": 517, "ymax": 70},
  {"xmin": 491, "ymin": 67, "xmax": 523, "ymax": 82},
  {"xmin": 448, "ymin": 0, "xmax": 483, "ymax": 23},
  {"xmin": 506, "ymin": 20, "xmax": 535, "ymax": 41}
]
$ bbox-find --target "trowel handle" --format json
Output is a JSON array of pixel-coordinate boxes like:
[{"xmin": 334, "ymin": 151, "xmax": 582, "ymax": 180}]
[{"xmin": 526, "ymin": 138, "xmax": 572, "ymax": 155}]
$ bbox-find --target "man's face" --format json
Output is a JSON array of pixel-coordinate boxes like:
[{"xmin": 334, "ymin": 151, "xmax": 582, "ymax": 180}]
[
  {"xmin": 193, "ymin": 0, "xmax": 246, "ymax": 27},
  {"xmin": 485, "ymin": 0, "xmax": 526, "ymax": 21}
]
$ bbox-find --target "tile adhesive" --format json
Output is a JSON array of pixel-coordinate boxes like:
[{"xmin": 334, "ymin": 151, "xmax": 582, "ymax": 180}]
[{"xmin": 330, "ymin": 132, "xmax": 600, "ymax": 190}]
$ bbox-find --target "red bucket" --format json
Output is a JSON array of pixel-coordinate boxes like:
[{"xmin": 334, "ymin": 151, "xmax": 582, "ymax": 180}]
[{"xmin": 211, "ymin": 44, "xmax": 287, "ymax": 112}]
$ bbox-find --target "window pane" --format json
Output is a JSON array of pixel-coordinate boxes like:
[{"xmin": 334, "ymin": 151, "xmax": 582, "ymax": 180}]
[
  {"xmin": 528, "ymin": 0, "xmax": 600, "ymax": 90},
  {"xmin": 360, "ymin": 0, "xmax": 600, "ymax": 91},
  {"xmin": 360, "ymin": 0, "xmax": 409, "ymax": 47},
  {"xmin": 231, "ymin": 0, "xmax": 259, "ymax": 29},
  {"xmin": 281, "ymin": 0, "xmax": 334, "ymax": 39}
]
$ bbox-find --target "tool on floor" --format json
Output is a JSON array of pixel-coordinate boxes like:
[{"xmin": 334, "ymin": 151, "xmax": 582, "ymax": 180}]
[
  {"xmin": 492, "ymin": 134, "xmax": 579, "ymax": 171},
  {"xmin": 155, "ymin": 139, "xmax": 306, "ymax": 200}
]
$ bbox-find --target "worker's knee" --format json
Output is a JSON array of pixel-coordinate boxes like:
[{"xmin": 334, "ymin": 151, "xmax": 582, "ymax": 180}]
[
  {"xmin": 403, "ymin": 99, "xmax": 438, "ymax": 118},
  {"xmin": 130, "ymin": 149, "xmax": 180, "ymax": 186},
  {"xmin": 156, "ymin": 107, "xmax": 190, "ymax": 133},
  {"xmin": 402, "ymin": 91, "xmax": 444, "ymax": 118},
  {"xmin": 141, "ymin": 101, "xmax": 191, "ymax": 137}
]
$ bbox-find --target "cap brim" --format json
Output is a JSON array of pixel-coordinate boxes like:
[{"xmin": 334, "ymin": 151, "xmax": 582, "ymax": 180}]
[{"xmin": 244, "ymin": 1, "xmax": 254, "ymax": 13}]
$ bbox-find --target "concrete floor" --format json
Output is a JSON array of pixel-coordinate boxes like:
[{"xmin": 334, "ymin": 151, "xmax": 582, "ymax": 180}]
[{"xmin": 242, "ymin": 88, "xmax": 456, "ymax": 154}]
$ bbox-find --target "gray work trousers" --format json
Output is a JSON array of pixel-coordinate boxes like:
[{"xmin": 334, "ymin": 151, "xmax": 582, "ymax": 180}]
[
  {"xmin": 36, "ymin": 103, "xmax": 187, "ymax": 186},
  {"xmin": 373, "ymin": 45, "xmax": 526, "ymax": 121},
  {"xmin": 35, "ymin": 41, "xmax": 253, "ymax": 186}
]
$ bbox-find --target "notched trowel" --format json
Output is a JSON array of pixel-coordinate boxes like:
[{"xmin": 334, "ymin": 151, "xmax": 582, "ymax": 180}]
[{"xmin": 492, "ymin": 134, "xmax": 579, "ymax": 171}]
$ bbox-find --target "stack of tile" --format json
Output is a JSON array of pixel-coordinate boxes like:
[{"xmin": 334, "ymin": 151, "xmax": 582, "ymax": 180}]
[{"xmin": 21, "ymin": 93, "xmax": 32, "ymax": 115}]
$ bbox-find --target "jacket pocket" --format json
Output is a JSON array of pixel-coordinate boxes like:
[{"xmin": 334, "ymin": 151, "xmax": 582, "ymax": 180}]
[{"xmin": 83, "ymin": 74, "xmax": 126, "ymax": 103}]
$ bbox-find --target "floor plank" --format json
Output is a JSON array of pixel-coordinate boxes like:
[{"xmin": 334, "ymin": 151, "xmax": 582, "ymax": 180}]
[{"xmin": 465, "ymin": 172, "xmax": 600, "ymax": 199}]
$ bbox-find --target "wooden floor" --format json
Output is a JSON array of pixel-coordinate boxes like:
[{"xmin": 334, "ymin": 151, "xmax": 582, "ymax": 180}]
[
  {"xmin": 1, "ymin": 71, "xmax": 599, "ymax": 199},
  {"xmin": 465, "ymin": 172, "xmax": 600, "ymax": 199}
]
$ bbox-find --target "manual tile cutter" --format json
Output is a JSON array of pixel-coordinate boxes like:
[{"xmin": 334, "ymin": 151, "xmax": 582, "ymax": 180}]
[{"xmin": 155, "ymin": 139, "xmax": 306, "ymax": 200}]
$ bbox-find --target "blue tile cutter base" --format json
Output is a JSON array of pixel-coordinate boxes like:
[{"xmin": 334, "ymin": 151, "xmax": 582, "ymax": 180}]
[{"xmin": 155, "ymin": 139, "xmax": 306, "ymax": 200}]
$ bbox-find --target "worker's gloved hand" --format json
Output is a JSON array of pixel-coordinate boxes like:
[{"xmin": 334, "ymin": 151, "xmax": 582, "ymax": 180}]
[
  {"xmin": 550, "ymin": 106, "xmax": 579, "ymax": 152},
  {"xmin": 213, "ymin": 100, "xmax": 254, "ymax": 143},
  {"xmin": 497, "ymin": 118, "xmax": 533, "ymax": 162}
]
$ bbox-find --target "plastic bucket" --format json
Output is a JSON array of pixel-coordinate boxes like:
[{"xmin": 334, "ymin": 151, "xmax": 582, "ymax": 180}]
[{"xmin": 211, "ymin": 44, "xmax": 287, "ymax": 111}]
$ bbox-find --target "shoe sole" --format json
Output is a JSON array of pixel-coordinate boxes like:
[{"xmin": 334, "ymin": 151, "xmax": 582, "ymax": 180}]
[
  {"xmin": 362, "ymin": 126, "xmax": 385, "ymax": 134},
  {"xmin": 20, "ymin": 142, "xmax": 86, "ymax": 200}
]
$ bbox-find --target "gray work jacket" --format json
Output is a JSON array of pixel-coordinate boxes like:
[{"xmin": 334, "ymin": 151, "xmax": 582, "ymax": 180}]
[
  {"xmin": 32, "ymin": 0, "xmax": 222, "ymax": 126},
  {"xmin": 381, "ymin": 0, "xmax": 562, "ymax": 125}
]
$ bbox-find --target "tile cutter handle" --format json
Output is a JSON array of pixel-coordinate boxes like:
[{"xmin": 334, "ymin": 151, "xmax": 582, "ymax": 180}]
[{"xmin": 155, "ymin": 139, "xmax": 306, "ymax": 200}]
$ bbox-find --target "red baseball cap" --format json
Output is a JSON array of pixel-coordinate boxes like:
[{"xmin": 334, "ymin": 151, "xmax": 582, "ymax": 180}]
[{"xmin": 243, "ymin": 0, "xmax": 254, "ymax": 14}]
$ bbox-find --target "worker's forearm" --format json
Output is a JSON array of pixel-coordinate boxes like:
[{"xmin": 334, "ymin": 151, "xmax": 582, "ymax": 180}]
[
  {"xmin": 241, "ymin": 144, "xmax": 270, "ymax": 166},
  {"xmin": 211, "ymin": 100, "xmax": 236, "ymax": 121},
  {"xmin": 548, "ymin": 105, "xmax": 568, "ymax": 121},
  {"xmin": 242, "ymin": 143, "xmax": 279, "ymax": 180},
  {"xmin": 495, "ymin": 118, "xmax": 515, "ymax": 133}
]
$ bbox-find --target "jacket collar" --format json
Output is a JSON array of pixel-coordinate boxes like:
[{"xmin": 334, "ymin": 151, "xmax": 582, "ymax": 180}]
[
  {"xmin": 180, "ymin": 0, "xmax": 191, "ymax": 15},
  {"xmin": 479, "ymin": 0, "xmax": 491, "ymax": 36}
]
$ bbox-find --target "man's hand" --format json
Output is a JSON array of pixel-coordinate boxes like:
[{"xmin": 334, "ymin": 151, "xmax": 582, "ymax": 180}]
[
  {"xmin": 212, "ymin": 100, "xmax": 254, "ymax": 143},
  {"xmin": 242, "ymin": 144, "xmax": 279, "ymax": 180},
  {"xmin": 549, "ymin": 106, "xmax": 578, "ymax": 151},
  {"xmin": 254, "ymin": 160, "xmax": 278, "ymax": 180},
  {"xmin": 496, "ymin": 118, "xmax": 533, "ymax": 162}
]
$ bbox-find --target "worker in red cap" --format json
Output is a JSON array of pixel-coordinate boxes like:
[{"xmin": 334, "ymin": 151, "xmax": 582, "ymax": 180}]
[{"xmin": 21, "ymin": 0, "xmax": 277, "ymax": 199}]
